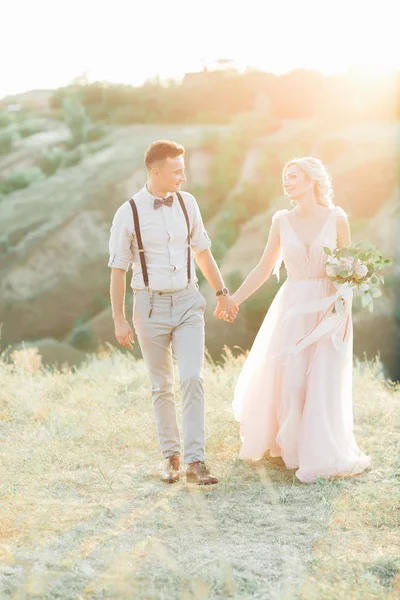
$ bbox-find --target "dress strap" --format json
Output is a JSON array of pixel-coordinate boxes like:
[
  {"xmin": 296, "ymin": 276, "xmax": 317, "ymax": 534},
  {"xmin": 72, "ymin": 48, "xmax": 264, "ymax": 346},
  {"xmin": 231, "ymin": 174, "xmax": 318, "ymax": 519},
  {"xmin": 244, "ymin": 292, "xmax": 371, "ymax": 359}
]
[
  {"xmin": 272, "ymin": 208, "xmax": 289, "ymax": 224},
  {"xmin": 334, "ymin": 205, "xmax": 348, "ymax": 220}
]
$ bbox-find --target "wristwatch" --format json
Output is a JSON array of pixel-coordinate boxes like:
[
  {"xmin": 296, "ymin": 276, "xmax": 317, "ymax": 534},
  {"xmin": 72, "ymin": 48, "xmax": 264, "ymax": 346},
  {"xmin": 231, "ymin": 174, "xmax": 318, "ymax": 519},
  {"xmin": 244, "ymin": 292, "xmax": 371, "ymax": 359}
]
[{"xmin": 216, "ymin": 287, "xmax": 229, "ymax": 297}]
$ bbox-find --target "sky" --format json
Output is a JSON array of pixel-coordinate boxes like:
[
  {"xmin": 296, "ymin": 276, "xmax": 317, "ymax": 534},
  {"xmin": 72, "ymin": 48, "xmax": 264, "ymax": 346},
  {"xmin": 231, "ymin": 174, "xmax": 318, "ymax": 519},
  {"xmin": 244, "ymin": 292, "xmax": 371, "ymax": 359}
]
[{"xmin": 2, "ymin": 0, "xmax": 399, "ymax": 99}]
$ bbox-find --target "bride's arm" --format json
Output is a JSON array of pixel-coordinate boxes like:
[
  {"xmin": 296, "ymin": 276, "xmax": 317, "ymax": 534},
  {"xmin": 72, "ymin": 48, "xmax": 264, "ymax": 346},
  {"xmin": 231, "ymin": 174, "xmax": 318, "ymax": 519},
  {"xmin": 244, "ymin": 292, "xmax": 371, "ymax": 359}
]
[
  {"xmin": 336, "ymin": 214, "xmax": 351, "ymax": 247},
  {"xmin": 231, "ymin": 217, "xmax": 281, "ymax": 306}
]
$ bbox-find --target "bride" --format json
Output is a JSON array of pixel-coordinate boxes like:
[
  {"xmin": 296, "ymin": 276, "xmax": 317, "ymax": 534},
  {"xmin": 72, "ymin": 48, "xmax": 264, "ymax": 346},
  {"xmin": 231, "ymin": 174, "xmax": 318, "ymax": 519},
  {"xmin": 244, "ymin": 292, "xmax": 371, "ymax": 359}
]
[{"xmin": 220, "ymin": 157, "xmax": 371, "ymax": 483}]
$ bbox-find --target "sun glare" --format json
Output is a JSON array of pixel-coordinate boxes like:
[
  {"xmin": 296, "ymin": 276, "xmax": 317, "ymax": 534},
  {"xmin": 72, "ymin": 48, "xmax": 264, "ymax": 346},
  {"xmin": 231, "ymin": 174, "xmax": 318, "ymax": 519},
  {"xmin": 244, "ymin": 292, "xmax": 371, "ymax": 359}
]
[{"xmin": 1, "ymin": 0, "xmax": 399, "ymax": 98}]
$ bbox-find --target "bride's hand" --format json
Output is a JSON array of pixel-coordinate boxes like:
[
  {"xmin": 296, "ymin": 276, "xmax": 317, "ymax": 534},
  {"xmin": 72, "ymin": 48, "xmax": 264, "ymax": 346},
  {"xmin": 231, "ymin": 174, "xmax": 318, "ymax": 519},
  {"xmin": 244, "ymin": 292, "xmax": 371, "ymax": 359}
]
[
  {"xmin": 222, "ymin": 293, "xmax": 240, "ymax": 322},
  {"xmin": 219, "ymin": 310, "xmax": 236, "ymax": 322},
  {"xmin": 215, "ymin": 295, "xmax": 239, "ymax": 322}
]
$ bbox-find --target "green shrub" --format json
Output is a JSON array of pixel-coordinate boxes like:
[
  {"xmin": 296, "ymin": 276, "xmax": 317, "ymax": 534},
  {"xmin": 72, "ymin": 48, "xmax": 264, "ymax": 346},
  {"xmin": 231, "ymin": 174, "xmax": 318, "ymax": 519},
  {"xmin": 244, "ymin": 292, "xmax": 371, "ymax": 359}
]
[
  {"xmin": 366, "ymin": 558, "xmax": 400, "ymax": 588},
  {"xmin": 86, "ymin": 124, "xmax": 106, "ymax": 142},
  {"xmin": 211, "ymin": 238, "xmax": 230, "ymax": 262},
  {"xmin": 242, "ymin": 279, "xmax": 282, "ymax": 321},
  {"xmin": 18, "ymin": 121, "xmax": 43, "ymax": 138},
  {"xmin": 0, "ymin": 235, "xmax": 10, "ymax": 252},
  {"xmin": 37, "ymin": 148, "xmax": 64, "ymax": 176},
  {"xmin": 64, "ymin": 137, "xmax": 80, "ymax": 150},
  {"xmin": 0, "ymin": 130, "xmax": 13, "ymax": 154},
  {"xmin": 62, "ymin": 97, "xmax": 91, "ymax": 147},
  {"xmin": 212, "ymin": 202, "xmax": 249, "ymax": 258},
  {"xmin": 218, "ymin": 222, "xmax": 239, "ymax": 249},
  {"xmin": 0, "ymin": 167, "xmax": 44, "ymax": 195},
  {"xmin": 0, "ymin": 111, "xmax": 11, "ymax": 129},
  {"xmin": 94, "ymin": 293, "xmax": 109, "ymax": 311},
  {"xmin": 36, "ymin": 145, "xmax": 89, "ymax": 175},
  {"xmin": 60, "ymin": 145, "xmax": 86, "ymax": 168},
  {"xmin": 67, "ymin": 325, "xmax": 95, "ymax": 352},
  {"xmin": 87, "ymin": 140, "xmax": 109, "ymax": 154}
]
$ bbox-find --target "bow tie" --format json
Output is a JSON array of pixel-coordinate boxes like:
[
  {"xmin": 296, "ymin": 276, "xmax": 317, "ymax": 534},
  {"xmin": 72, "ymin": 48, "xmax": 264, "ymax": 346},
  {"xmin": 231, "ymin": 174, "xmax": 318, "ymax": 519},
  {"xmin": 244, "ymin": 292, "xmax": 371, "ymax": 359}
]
[{"xmin": 154, "ymin": 195, "xmax": 173, "ymax": 210}]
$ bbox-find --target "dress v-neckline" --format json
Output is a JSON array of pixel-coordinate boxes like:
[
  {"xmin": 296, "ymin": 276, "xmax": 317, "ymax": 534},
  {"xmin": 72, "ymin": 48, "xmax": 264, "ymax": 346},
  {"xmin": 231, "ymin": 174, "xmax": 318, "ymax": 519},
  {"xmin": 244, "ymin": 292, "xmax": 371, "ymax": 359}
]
[{"xmin": 284, "ymin": 208, "xmax": 335, "ymax": 253}]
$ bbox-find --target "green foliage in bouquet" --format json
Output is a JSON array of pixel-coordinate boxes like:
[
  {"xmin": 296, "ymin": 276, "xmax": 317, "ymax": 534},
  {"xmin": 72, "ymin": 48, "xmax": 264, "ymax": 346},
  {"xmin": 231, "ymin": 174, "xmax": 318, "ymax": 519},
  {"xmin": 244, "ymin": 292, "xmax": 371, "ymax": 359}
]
[{"xmin": 323, "ymin": 242, "xmax": 394, "ymax": 313}]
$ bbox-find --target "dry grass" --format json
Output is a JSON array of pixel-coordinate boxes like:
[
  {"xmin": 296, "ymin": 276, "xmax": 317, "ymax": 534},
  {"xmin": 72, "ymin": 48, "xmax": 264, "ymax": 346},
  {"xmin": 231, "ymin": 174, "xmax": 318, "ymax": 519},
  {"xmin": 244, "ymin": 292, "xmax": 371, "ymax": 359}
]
[{"xmin": 0, "ymin": 347, "xmax": 399, "ymax": 599}]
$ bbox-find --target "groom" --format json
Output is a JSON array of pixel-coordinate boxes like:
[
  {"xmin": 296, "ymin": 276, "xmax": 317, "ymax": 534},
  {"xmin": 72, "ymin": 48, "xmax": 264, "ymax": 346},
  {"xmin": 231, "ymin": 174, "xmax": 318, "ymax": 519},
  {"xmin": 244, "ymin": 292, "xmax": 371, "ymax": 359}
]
[{"xmin": 108, "ymin": 140, "xmax": 238, "ymax": 485}]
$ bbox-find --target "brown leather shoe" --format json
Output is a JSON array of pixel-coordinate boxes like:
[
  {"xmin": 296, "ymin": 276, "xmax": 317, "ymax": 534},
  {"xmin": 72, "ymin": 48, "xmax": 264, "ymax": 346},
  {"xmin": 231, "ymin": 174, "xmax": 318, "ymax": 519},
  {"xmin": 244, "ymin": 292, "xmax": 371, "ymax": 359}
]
[
  {"xmin": 161, "ymin": 454, "xmax": 181, "ymax": 484},
  {"xmin": 186, "ymin": 461, "xmax": 218, "ymax": 485}
]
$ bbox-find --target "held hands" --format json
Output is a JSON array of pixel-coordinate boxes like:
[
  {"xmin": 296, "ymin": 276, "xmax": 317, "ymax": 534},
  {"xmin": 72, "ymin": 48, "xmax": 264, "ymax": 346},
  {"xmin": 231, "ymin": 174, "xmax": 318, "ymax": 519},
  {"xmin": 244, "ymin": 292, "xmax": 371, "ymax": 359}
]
[
  {"xmin": 114, "ymin": 319, "xmax": 135, "ymax": 349},
  {"xmin": 214, "ymin": 294, "xmax": 239, "ymax": 323}
]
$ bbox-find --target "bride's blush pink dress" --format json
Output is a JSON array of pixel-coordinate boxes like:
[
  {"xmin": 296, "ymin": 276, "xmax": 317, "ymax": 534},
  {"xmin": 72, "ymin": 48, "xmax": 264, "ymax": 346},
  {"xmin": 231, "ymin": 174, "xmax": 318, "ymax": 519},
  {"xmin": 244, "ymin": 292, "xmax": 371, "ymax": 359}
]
[{"xmin": 232, "ymin": 205, "xmax": 371, "ymax": 483}]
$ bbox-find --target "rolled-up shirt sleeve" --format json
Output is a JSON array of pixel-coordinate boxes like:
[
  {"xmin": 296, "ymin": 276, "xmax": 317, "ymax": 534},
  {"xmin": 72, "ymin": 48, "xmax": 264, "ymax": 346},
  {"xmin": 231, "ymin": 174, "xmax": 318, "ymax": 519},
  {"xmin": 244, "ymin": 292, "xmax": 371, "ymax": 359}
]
[
  {"xmin": 190, "ymin": 198, "xmax": 212, "ymax": 255},
  {"xmin": 108, "ymin": 204, "xmax": 134, "ymax": 271}
]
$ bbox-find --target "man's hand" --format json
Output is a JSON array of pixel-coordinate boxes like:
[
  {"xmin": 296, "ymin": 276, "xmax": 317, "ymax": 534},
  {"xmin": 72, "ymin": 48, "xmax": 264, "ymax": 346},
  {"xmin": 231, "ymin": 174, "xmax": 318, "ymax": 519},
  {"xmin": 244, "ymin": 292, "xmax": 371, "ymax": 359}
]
[
  {"xmin": 214, "ymin": 295, "xmax": 239, "ymax": 323},
  {"xmin": 114, "ymin": 319, "xmax": 135, "ymax": 349}
]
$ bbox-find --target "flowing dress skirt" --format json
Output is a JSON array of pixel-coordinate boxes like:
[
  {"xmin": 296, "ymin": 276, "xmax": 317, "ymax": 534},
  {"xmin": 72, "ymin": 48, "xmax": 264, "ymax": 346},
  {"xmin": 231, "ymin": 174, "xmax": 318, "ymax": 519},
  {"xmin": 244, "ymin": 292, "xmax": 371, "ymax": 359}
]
[{"xmin": 232, "ymin": 278, "xmax": 371, "ymax": 483}]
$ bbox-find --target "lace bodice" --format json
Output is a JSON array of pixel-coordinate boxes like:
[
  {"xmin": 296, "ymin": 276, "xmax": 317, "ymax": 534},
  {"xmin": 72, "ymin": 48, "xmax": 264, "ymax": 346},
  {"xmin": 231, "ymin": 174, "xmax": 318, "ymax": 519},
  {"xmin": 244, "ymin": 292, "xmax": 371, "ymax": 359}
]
[{"xmin": 273, "ymin": 206, "xmax": 348, "ymax": 282}]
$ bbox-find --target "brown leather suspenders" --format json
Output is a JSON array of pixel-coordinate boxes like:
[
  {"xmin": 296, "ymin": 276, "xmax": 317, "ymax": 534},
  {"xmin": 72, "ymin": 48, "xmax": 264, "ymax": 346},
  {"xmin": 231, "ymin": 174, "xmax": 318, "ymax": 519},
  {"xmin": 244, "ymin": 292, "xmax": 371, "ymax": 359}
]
[
  {"xmin": 176, "ymin": 192, "xmax": 191, "ymax": 287},
  {"xmin": 129, "ymin": 198, "xmax": 149, "ymax": 288},
  {"xmin": 129, "ymin": 192, "xmax": 191, "ymax": 290}
]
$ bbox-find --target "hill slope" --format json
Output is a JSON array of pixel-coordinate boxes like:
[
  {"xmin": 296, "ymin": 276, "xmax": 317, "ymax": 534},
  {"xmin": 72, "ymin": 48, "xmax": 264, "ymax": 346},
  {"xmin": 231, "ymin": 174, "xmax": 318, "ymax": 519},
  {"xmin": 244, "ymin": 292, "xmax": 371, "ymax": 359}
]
[{"xmin": 0, "ymin": 124, "xmax": 214, "ymax": 345}]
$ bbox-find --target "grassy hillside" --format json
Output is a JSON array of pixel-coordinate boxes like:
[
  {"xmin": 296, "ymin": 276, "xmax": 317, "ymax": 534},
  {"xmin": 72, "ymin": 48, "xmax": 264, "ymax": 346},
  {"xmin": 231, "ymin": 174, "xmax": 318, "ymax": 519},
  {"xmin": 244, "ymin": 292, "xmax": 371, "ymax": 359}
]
[
  {"xmin": 0, "ymin": 111, "xmax": 399, "ymax": 379},
  {"xmin": 0, "ymin": 349, "xmax": 399, "ymax": 598}
]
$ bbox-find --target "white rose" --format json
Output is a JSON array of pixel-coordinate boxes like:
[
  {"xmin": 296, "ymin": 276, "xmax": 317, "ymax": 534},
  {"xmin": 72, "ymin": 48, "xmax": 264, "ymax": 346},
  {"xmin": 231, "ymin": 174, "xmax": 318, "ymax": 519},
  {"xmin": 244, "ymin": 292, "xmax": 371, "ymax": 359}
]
[
  {"xmin": 326, "ymin": 263, "xmax": 338, "ymax": 277},
  {"xmin": 340, "ymin": 257, "xmax": 355, "ymax": 274},
  {"xmin": 355, "ymin": 263, "xmax": 368, "ymax": 279}
]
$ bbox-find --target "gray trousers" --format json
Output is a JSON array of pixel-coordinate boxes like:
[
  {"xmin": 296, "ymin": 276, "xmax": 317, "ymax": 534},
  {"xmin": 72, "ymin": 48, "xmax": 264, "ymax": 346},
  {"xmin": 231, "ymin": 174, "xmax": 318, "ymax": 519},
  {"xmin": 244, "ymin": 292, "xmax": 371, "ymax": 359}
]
[{"xmin": 132, "ymin": 284, "xmax": 206, "ymax": 464}]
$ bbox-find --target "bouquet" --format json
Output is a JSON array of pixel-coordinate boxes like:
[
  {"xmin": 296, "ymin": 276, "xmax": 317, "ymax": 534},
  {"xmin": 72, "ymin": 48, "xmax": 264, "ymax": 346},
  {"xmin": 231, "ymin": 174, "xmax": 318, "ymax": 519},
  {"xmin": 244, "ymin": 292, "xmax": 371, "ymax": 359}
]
[{"xmin": 324, "ymin": 241, "xmax": 393, "ymax": 314}]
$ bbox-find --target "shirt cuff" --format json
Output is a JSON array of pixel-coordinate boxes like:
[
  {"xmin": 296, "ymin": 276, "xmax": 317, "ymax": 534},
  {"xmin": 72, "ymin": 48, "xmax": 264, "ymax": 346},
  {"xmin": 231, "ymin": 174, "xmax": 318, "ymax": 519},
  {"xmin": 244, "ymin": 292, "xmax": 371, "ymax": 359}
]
[
  {"xmin": 191, "ymin": 236, "xmax": 212, "ymax": 255},
  {"xmin": 108, "ymin": 253, "xmax": 130, "ymax": 271}
]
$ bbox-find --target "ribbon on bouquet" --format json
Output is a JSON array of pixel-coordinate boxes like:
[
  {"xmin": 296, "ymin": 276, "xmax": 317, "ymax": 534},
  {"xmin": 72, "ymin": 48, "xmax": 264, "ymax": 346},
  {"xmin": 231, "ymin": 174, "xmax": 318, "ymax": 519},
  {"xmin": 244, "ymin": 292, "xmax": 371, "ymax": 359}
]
[{"xmin": 283, "ymin": 282, "xmax": 353, "ymax": 357}]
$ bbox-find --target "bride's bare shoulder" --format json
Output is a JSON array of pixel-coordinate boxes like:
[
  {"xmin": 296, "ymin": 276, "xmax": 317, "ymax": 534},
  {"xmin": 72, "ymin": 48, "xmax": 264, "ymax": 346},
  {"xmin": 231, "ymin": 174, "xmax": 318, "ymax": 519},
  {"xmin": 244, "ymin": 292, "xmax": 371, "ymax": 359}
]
[{"xmin": 271, "ymin": 208, "xmax": 289, "ymax": 223}]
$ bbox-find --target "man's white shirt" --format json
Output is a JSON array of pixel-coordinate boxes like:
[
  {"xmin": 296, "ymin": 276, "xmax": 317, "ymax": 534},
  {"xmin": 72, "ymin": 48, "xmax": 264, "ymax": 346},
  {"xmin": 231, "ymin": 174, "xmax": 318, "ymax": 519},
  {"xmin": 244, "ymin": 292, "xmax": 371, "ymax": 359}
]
[{"xmin": 108, "ymin": 185, "xmax": 212, "ymax": 291}]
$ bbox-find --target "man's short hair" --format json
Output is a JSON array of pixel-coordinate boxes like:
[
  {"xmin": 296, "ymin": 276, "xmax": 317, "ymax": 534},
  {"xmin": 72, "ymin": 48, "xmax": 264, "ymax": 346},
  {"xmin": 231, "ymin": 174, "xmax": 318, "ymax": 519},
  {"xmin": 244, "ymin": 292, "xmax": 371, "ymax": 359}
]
[{"xmin": 144, "ymin": 140, "xmax": 185, "ymax": 169}]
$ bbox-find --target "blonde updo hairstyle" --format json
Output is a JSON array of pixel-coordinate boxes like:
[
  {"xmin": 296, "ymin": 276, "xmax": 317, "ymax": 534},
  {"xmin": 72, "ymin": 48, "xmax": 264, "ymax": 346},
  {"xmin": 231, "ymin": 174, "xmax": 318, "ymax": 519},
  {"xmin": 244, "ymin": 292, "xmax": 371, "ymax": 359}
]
[{"xmin": 283, "ymin": 157, "xmax": 334, "ymax": 208}]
